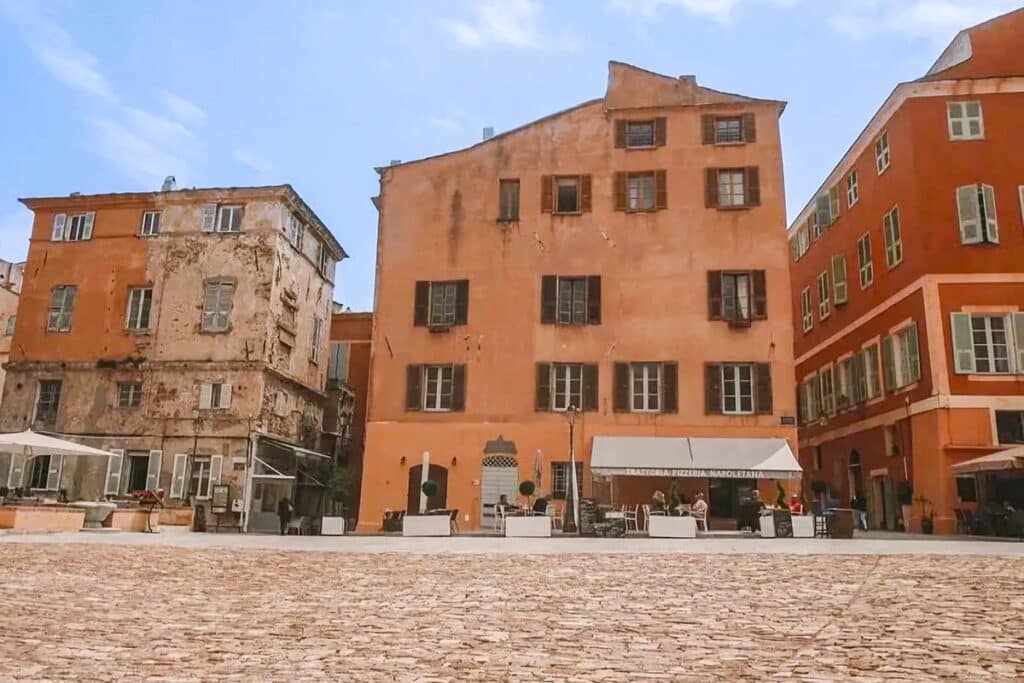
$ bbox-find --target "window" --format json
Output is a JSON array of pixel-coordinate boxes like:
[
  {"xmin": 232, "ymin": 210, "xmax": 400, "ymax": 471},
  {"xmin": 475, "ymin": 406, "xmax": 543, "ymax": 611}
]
[
  {"xmin": 626, "ymin": 120, "xmax": 654, "ymax": 147},
  {"xmin": 125, "ymin": 287, "xmax": 153, "ymax": 331},
  {"xmin": 796, "ymin": 227, "xmax": 809, "ymax": 258},
  {"xmin": 188, "ymin": 456, "xmax": 212, "ymax": 499},
  {"xmin": 950, "ymin": 312, "xmax": 1023, "ymax": 375},
  {"xmin": 813, "ymin": 447, "xmax": 822, "ymax": 471},
  {"xmin": 47, "ymin": 286, "xmax": 76, "ymax": 332},
  {"xmin": 614, "ymin": 171, "xmax": 666, "ymax": 212},
  {"xmin": 430, "ymin": 282, "xmax": 457, "ymax": 327},
  {"xmin": 835, "ymin": 359, "xmax": 851, "ymax": 408},
  {"xmin": 117, "ymin": 382, "xmax": 143, "ymax": 409},
  {"xmin": 630, "ymin": 363, "xmax": 662, "ymax": 412},
  {"xmin": 947, "ymin": 101, "xmax": 983, "ymax": 140},
  {"xmin": 800, "ymin": 288, "xmax": 813, "ymax": 332},
  {"xmin": 285, "ymin": 211, "xmax": 304, "ymax": 250},
  {"xmin": 857, "ymin": 234, "xmax": 874, "ymax": 289},
  {"xmin": 424, "ymin": 365, "xmax": 455, "ymax": 411},
  {"xmin": 628, "ymin": 173, "xmax": 656, "ymax": 211},
  {"xmin": 198, "ymin": 382, "xmax": 232, "ymax": 410},
  {"xmin": 140, "ymin": 211, "xmax": 161, "ymax": 236},
  {"xmin": 35, "ymin": 380, "xmax": 61, "ymax": 423},
  {"xmin": 955, "ymin": 476, "xmax": 978, "ymax": 503},
  {"xmin": 540, "ymin": 276, "xmax": 600, "ymax": 326},
  {"xmin": 328, "ymin": 342, "xmax": 350, "ymax": 385},
  {"xmin": 201, "ymin": 280, "xmax": 234, "ymax": 332},
  {"xmin": 556, "ymin": 177, "xmax": 580, "ymax": 213},
  {"xmin": 882, "ymin": 324, "xmax": 921, "ymax": 391},
  {"xmin": 718, "ymin": 170, "xmax": 746, "ymax": 207},
  {"xmin": 499, "ymin": 179, "xmax": 520, "ymax": 221},
  {"xmin": 971, "ymin": 315, "xmax": 1011, "ymax": 374},
  {"xmin": 708, "ymin": 270, "xmax": 766, "ymax": 323},
  {"xmin": 707, "ymin": 167, "xmax": 759, "ymax": 209},
  {"xmin": 216, "ymin": 205, "xmax": 243, "ymax": 233},
  {"xmin": 414, "ymin": 280, "xmax": 469, "ymax": 329},
  {"xmin": 996, "ymin": 411, "xmax": 1024, "ymax": 444},
  {"xmin": 875, "ymin": 132, "xmax": 890, "ymax": 174},
  {"xmin": 831, "ymin": 253, "xmax": 848, "ymax": 305},
  {"xmin": 552, "ymin": 364, "xmax": 584, "ymax": 412},
  {"xmin": 819, "ymin": 366, "xmax": 834, "ymax": 415},
  {"xmin": 883, "ymin": 207, "xmax": 902, "ymax": 268},
  {"xmin": 817, "ymin": 271, "xmax": 831, "ymax": 320},
  {"xmin": 542, "ymin": 175, "xmax": 591, "ymax": 214},
  {"xmin": 125, "ymin": 452, "xmax": 150, "ymax": 493},
  {"xmin": 557, "ymin": 277, "xmax": 586, "ymax": 324},
  {"xmin": 66, "ymin": 213, "xmax": 94, "ymax": 241},
  {"xmin": 5, "ymin": 315, "xmax": 14, "ymax": 336},
  {"xmin": 702, "ymin": 114, "xmax": 754, "ymax": 144},
  {"xmin": 26, "ymin": 455, "xmax": 52, "ymax": 490},
  {"xmin": 715, "ymin": 117, "xmax": 743, "ymax": 143},
  {"xmin": 311, "ymin": 318, "xmax": 323, "ymax": 364},
  {"xmin": 863, "ymin": 344, "xmax": 881, "ymax": 399},
  {"xmin": 808, "ymin": 214, "xmax": 822, "ymax": 242},
  {"xmin": 846, "ymin": 171, "xmax": 859, "ymax": 208},
  {"xmin": 956, "ymin": 184, "xmax": 999, "ymax": 245},
  {"xmin": 829, "ymin": 187, "xmax": 841, "ymax": 223},
  {"xmin": 721, "ymin": 364, "xmax": 754, "ymax": 414},
  {"xmin": 551, "ymin": 461, "xmax": 583, "ymax": 500},
  {"xmin": 318, "ymin": 242, "xmax": 333, "ymax": 281}
]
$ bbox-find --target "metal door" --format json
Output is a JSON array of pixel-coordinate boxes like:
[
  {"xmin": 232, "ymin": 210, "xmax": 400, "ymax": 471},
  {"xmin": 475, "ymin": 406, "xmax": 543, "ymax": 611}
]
[{"xmin": 480, "ymin": 455, "xmax": 519, "ymax": 529}]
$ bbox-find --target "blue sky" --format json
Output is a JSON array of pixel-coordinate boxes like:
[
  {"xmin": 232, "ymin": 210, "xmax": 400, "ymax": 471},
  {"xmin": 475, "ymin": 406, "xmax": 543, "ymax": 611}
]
[{"xmin": 0, "ymin": 0, "xmax": 1018, "ymax": 310}]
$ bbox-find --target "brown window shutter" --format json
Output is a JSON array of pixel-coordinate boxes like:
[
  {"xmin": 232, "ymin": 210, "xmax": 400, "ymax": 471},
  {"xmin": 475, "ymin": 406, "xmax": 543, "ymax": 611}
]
[
  {"xmin": 745, "ymin": 167, "xmax": 761, "ymax": 207},
  {"xmin": 452, "ymin": 364, "xmax": 467, "ymax": 411},
  {"xmin": 654, "ymin": 117, "xmax": 667, "ymax": 146},
  {"xmin": 755, "ymin": 362, "xmax": 772, "ymax": 414},
  {"xmin": 405, "ymin": 365, "xmax": 422, "ymax": 411},
  {"xmin": 540, "ymin": 276, "xmax": 557, "ymax": 324},
  {"xmin": 707, "ymin": 271, "xmax": 723, "ymax": 320},
  {"xmin": 413, "ymin": 281, "xmax": 430, "ymax": 327},
  {"xmin": 582, "ymin": 364, "xmax": 599, "ymax": 411},
  {"xmin": 455, "ymin": 279, "xmax": 469, "ymax": 325},
  {"xmin": 614, "ymin": 120, "xmax": 627, "ymax": 148},
  {"xmin": 535, "ymin": 363, "xmax": 551, "ymax": 411},
  {"xmin": 613, "ymin": 172, "xmax": 627, "ymax": 212},
  {"xmin": 705, "ymin": 168, "xmax": 719, "ymax": 208},
  {"xmin": 701, "ymin": 115, "xmax": 716, "ymax": 145},
  {"xmin": 704, "ymin": 363, "xmax": 722, "ymax": 414},
  {"xmin": 613, "ymin": 362, "xmax": 630, "ymax": 413},
  {"xmin": 586, "ymin": 276, "xmax": 601, "ymax": 325},
  {"xmin": 580, "ymin": 175, "xmax": 592, "ymax": 212},
  {"xmin": 661, "ymin": 362, "xmax": 678, "ymax": 413},
  {"xmin": 655, "ymin": 170, "xmax": 667, "ymax": 210},
  {"xmin": 540, "ymin": 175, "xmax": 553, "ymax": 213},
  {"xmin": 742, "ymin": 113, "xmax": 757, "ymax": 143},
  {"xmin": 752, "ymin": 270, "xmax": 767, "ymax": 319}
]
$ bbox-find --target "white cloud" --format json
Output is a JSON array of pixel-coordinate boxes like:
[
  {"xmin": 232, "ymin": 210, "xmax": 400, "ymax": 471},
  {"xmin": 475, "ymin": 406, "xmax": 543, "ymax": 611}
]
[
  {"xmin": 159, "ymin": 91, "xmax": 206, "ymax": 125},
  {"xmin": 89, "ymin": 117, "xmax": 191, "ymax": 187},
  {"xmin": 607, "ymin": 0, "xmax": 798, "ymax": 24},
  {"xmin": 429, "ymin": 116, "xmax": 463, "ymax": 132},
  {"xmin": 830, "ymin": 1, "xmax": 1020, "ymax": 41},
  {"xmin": 441, "ymin": 0, "xmax": 579, "ymax": 51},
  {"xmin": 233, "ymin": 148, "xmax": 273, "ymax": 174}
]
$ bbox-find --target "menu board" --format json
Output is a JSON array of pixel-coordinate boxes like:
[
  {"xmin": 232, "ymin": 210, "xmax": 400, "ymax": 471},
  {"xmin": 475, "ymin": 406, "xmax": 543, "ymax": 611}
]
[{"xmin": 772, "ymin": 510, "xmax": 794, "ymax": 538}]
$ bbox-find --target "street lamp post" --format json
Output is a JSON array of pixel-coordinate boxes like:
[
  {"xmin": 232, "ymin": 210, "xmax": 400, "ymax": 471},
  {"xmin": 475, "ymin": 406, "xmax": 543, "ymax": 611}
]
[{"xmin": 563, "ymin": 404, "xmax": 580, "ymax": 534}]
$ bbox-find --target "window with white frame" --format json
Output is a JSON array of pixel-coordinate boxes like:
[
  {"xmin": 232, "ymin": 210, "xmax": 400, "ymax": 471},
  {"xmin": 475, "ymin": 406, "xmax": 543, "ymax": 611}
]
[
  {"xmin": 951, "ymin": 313, "xmax": 1024, "ymax": 375},
  {"xmin": 956, "ymin": 184, "xmax": 999, "ymax": 245},
  {"xmin": 883, "ymin": 325, "xmax": 921, "ymax": 390},
  {"xmin": 423, "ymin": 365, "xmax": 454, "ymax": 411},
  {"xmin": 801, "ymin": 288, "xmax": 813, "ymax": 332},
  {"xmin": 863, "ymin": 344, "xmax": 881, "ymax": 399},
  {"xmin": 857, "ymin": 233, "xmax": 874, "ymax": 289},
  {"xmin": 25, "ymin": 454, "xmax": 54, "ymax": 490},
  {"xmin": 311, "ymin": 318, "xmax": 324, "ymax": 363},
  {"xmin": 216, "ymin": 205, "xmax": 243, "ymax": 233},
  {"xmin": 883, "ymin": 207, "xmax": 902, "ymax": 268},
  {"xmin": 35, "ymin": 380, "xmax": 62, "ymax": 423},
  {"xmin": 947, "ymin": 101, "xmax": 983, "ymax": 140},
  {"xmin": 819, "ymin": 366, "xmax": 834, "ymax": 415},
  {"xmin": 66, "ymin": 213, "xmax": 95, "ymax": 241},
  {"xmin": 429, "ymin": 281, "xmax": 458, "ymax": 327},
  {"xmin": 201, "ymin": 280, "xmax": 234, "ymax": 332},
  {"xmin": 125, "ymin": 287, "xmax": 153, "ymax": 331},
  {"xmin": 188, "ymin": 456, "xmax": 212, "ymax": 499},
  {"xmin": 552, "ymin": 363, "xmax": 583, "ymax": 412},
  {"xmin": 817, "ymin": 271, "xmax": 831, "ymax": 320},
  {"xmin": 198, "ymin": 382, "xmax": 232, "ymax": 410},
  {"xmin": 797, "ymin": 226, "xmax": 809, "ymax": 258},
  {"xmin": 846, "ymin": 171, "xmax": 859, "ymax": 208},
  {"xmin": 551, "ymin": 461, "xmax": 583, "ymax": 500},
  {"xmin": 630, "ymin": 363, "xmax": 662, "ymax": 412},
  {"xmin": 970, "ymin": 315, "xmax": 1011, "ymax": 374},
  {"xmin": 556, "ymin": 277, "xmax": 588, "ymax": 325},
  {"xmin": 836, "ymin": 358, "xmax": 852, "ymax": 407},
  {"xmin": 627, "ymin": 172, "xmax": 656, "ymax": 211},
  {"xmin": 721, "ymin": 364, "xmax": 754, "ymax": 414},
  {"xmin": 717, "ymin": 170, "xmax": 746, "ymax": 207},
  {"xmin": 47, "ymin": 285, "xmax": 76, "ymax": 332},
  {"xmin": 140, "ymin": 211, "xmax": 161, "ymax": 236},
  {"xmin": 117, "ymin": 382, "xmax": 143, "ymax": 409},
  {"xmin": 875, "ymin": 132, "xmax": 890, "ymax": 174},
  {"xmin": 721, "ymin": 272, "xmax": 752, "ymax": 322},
  {"xmin": 285, "ymin": 211, "xmax": 304, "ymax": 250}
]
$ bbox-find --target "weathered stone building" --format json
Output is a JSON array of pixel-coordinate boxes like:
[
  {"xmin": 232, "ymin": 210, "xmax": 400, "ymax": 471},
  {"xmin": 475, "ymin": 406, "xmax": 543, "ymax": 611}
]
[
  {"xmin": 0, "ymin": 259, "xmax": 25, "ymax": 401},
  {"xmin": 0, "ymin": 185, "xmax": 345, "ymax": 531}
]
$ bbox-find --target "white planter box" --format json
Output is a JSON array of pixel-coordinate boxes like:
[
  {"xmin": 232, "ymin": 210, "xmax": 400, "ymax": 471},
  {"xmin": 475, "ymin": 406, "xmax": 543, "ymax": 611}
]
[
  {"xmin": 792, "ymin": 515, "xmax": 814, "ymax": 538},
  {"xmin": 759, "ymin": 513, "xmax": 776, "ymax": 538},
  {"xmin": 402, "ymin": 515, "xmax": 452, "ymax": 537},
  {"xmin": 504, "ymin": 515, "xmax": 551, "ymax": 537},
  {"xmin": 321, "ymin": 516, "xmax": 346, "ymax": 536},
  {"xmin": 648, "ymin": 515, "xmax": 697, "ymax": 538}
]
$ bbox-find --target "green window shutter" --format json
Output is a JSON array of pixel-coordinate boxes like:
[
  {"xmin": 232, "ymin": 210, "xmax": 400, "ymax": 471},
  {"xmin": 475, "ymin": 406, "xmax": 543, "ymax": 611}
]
[
  {"xmin": 815, "ymin": 195, "xmax": 831, "ymax": 228},
  {"xmin": 1013, "ymin": 313, "xmax": 1024, "ymax": 373},
  {"xmin": 950, "ymin": 312, "xmax": 975, "ymax": 374},
  {"xmin": 981, "ymin": 184, "xmax": 998, "ymax": 243},
  {"xmin": 882, "ymin": 336, "xmax": 896, "ymax": 391},
  {"xmin": 831, "ymin": 253, "xmax": 848, "ymax": 305},
  {"xmin": 956, "ymin": 185, "xmax": 982, "ymax": 244},
  {"xmin": 905, "ymin": 324, "xmax": 921, "ymax": 383}
]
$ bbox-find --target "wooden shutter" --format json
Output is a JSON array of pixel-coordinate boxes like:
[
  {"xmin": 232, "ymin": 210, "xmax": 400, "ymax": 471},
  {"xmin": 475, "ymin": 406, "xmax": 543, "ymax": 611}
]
[
  {"xmin": 51, "ymin": 213, "xmax": 67, "ymax": 241},
  {"xmin": 198, "ymin": 383, "xmax": 213, "ymax": 410},
  {"xmin": 612, "ymin": 363, "xmax": 630, "ymax": 413},
  {"xmin": 654, "ymin": 117, "xmax": 667, "ymax": 146},
  {"xmin": 535, "ymin": 363, "xmax": 551, "ymax": 411},
  {"xmin": 540, "ymin": 276, "xmax": 557, "ymax": 324},
  {"xmin": 613, "ymin": 172, "xmax": 627, "ymax": 211},
  {"xmin": 405, "ymin": 365, "xmax": 422, "ymax": 411},
  {"xmin": 614, "ymin": 120, "xmax": 627, "ymax": 148},
  {"xmin": 831, "ymin": 253, "xmax": 848, "ymax": 305},
  {"xmin": 586, "ymin": 276, "xmax": 601, "ymax": 325},
  {"xmin": 654, "ymin": 170, "xmax": 667, "ymax": 209},
  {"xmin": 981, "ymin": 184, "xmax": 998, "ymax": 243},
  {"xmin": 744, "ymin": 167, "xmax": 761, "ymax": 207},
  {"xmin": 742, "ymin": 113, "xmax": 756, "ymax": 143},
  {"xmin": 200, "ymin": 204, "xmax": 217, "ymax": 232},
  {"xmin": 755, "ymin": 363, "xmax": 773, "ymax": 414},
  {"xmin": 207, "ymin": 455, "xmax": 223, "ymax": 499},
  {"xmin": 828, "ymin": 187, "xmax": 840, "ymax": 222},
  {"xmin": 705, "ymin": 168, "xmax": 719, "ymax": 208},
  {"xmin": 707, "ymin": 271, "xmax": 723, "ymax": 320},
  {"xmin": 956, "ymin": 185, "xmax": 981, "ymax": 244},
  {"xmin": 580, "ymin": 175, "xmax": 592, "ymax": 212},
  {"xmin": 82, "ymin": 212, "xmax": 95, "ymax": 240},
  {"xmin": 8, "ymin": 454, "xmax": 25, "ymax": 489},
  {"xmin": 146, "ymin": 450, "xmax": 162, "ymax": 491},
  {"xmin": 752, "ymin": 270, "xmax": 767, "ymax": 319},
  {"xmin": 104, "ymin": 449, "xmax": 124, "ymax": 496},
  {"xmin": 582, "ymin": 364, "xmax": 599, "ymax": 412},
  {"xmin": 219, "ymin": 383, "xmax": 232, "ymax": 409},
  {"xmin": 882, "ymin": 336, "xmax": 896, "ymax": 391},
  {"xmin": 905, "ymin": 324, "xmax": 921, "ymax": 382},
  {"xmin": 451, "ymin": 365, "xmax": 466, "ymax": 411},
  {"xmin": 413, "ymin": 281, "xmax": 429, "ymax": 327},
  {"xmin": 46, "ymin": 454, "xmax": 63, "ymax": 491},
  {"xmin": 701, "ymin": 115, "xmax": 715, "ymax": 144},
  {"xmin": 661, "ymin": 362, "xmax": 678, "ymax": 413},
  {"xmin": 540, "ymin": 175, "xmax": 553, "ymax": 213},
  {"xmin": 170, "ymin": 454, "xmax": 188, "ymax": 499},
  {"xmin": 704, "ymin": 364, "xmax": 722, "ymax": 414},
  {"xmin": 455, "ymin": 280, "xmax": 469, "ymax": 325},
  {"xmin": 1014, "ymin": 314, "xmax": 1024, "ymax": 372}
]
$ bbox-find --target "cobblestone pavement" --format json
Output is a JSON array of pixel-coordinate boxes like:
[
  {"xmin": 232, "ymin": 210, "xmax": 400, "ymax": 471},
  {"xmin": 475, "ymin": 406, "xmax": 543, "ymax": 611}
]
[{"xmin": 1, "ymin": 543, "xmax": 1022, "ymax": 681}]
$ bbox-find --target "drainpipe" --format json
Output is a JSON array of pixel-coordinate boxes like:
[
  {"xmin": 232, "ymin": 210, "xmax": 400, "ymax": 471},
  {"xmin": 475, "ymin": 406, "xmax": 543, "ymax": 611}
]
[{"xmin": 241, "ymin": 431, "xmax": 258, "ymax": 532}]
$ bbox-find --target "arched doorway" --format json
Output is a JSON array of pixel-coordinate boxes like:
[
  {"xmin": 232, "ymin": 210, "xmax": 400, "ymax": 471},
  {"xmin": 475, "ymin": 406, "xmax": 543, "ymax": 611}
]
[
  {"xmin": 407, "ymin": 464, "xmax": 448, "ymax": 513},
  {"xmin": 481, "ymin": 454, "xmax": 519, "ymax": 528}
]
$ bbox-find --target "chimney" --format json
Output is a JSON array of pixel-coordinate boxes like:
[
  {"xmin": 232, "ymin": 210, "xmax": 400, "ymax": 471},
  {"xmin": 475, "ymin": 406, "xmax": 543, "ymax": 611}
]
[
  {"xmin": 69, "ymin": 192, "xmax": 81, "ymax": 197},
  {"xmin": 390, "ymin": 160, "xmax": 402, "ymax": 166},
  {"xmin": 482, "ymin": 127, "xmax": 494, "ymax": 141},
  {"xmin": 161, "ymin": 175, "xmax": 177, "ymax": 192}
]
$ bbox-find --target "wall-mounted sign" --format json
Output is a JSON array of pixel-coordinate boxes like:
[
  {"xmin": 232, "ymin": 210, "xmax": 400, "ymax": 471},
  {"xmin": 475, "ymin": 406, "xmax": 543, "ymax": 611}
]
[{"xmin": 211, "ymin": 484, "xmax": 230, "ymax": 513}]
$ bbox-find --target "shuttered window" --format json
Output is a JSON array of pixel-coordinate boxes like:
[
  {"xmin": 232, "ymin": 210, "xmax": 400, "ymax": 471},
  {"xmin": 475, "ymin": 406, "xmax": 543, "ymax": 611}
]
[
  {"xmin": 705, "ymin": 363, "xmax": 771, "ymax": 415},
  {"xmin": 847, "ymin": 171, "xmax": 859, "ymax": 208},
  {"xmin": 819, "ymin": 366, "xmax": 834, "ymax": 415},
  {"xmin": 414, "ymin": 280, "xmax": 469, "ymax": 328},
  {"xmin": 817, "ymin": 271, "xmax": 831, "ymax": 320},
  {"xmin": 882, "ymin": 324, "xmax": 921, "ymax": 389},
  {"xmin": 708, "ymin": 271, "xmax": 767, "ymax": 324},
  {"xmin": 947, "ymin": 101, "xmax": 983, "ymax": 140},
  {"xmin": 612, "ymin": 362, "xmax": 676, "ymax": 413},
  {"xmin": 701, "ymin": 113, "xmax": 755, "ymax": 144},
  {"xmin": 630, "ymin": 363, "xmax": 661, "ymax": 412},
  {"xmin": 863, "ymin": 344, "xmax": 882, "ymax": 399},
  {"xmin": 831, "ymin": 253, "xmax": 848, "ymax": 305},
  {"xmin": 198, "ymin": 382, "xmax": 232, "ymax": 410},
  {"xmin": 614, "ymin": 171, "xmax": 667, "ymax": 212},
  {"xmin": 536, "ymin": 363, "xmax": 598, "ymax": 412},
  {"xmin": 857, "ymin": 234, "xmax": 874, "ymax": 289},
  {"xmin": 126, "ymin": 287, "xmax": 153, "ymax": 330},
  {"xmin": 551, "ymin": 462, "xmax": 584, "ymax": 500},
  {"xmin": 311, "ymin": 318, "xmax": 324, "ymax": 363},
  {"xmin": 706, "ymin": 167, "xmax": 759, "ymax": 209},
  {"xmin": 828, "ymin": 186, "xmax": 841, "ymax": 223},
  {"xmin": 424, "ymin": 365, "xmax": 454, "ymax": 411},
  {"xmin": 615, "ymin": 118, "xmax": 666, "ymax": 148},
  {"xmin": 498, "ymin": 179, "xmax": 520, "ymax": 221},
  {"xmin": 875, "ymin": 132, "xmax": 890, "ymax": 174},
  {"xmin": 201, "ymin": 280, "xmax": 234, "ymax": 332},
  {"xmin": 800, "ymin": 288, "xmax": 813, "ymax": 332},
  {"xmin": 951, "ymin": 313, "xmax": 1018, "ymax": 374},
  {"xmin": 284, "ymin": 210, "xmax": 304, "ymax": 250},
  {"xmin": 47, "ymin": 285, "xmax": 76, "ymax": 332},
  {"xmin": 956, "ymin": 184, "xmax": 999, "ymax": 245},
  {"xmin": 406, "ymin": 364, "xmax": 466, "ymax": 412},
  {"xmin": 540, "ymin": 275, "xmax": 600, "ymax": 325},
  {"xmin": 718, "ymin": 170, "xmax": 745, "ymax": 207},
  {"xmin": 883, "ymin": 207, "xmax": 902, "ymax": 268}
]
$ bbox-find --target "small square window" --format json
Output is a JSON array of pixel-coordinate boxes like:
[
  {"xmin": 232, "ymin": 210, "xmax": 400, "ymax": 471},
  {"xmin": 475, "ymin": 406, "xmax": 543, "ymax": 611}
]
[
  {"xmin": 715, "ymin": 117, "xmax": 743, "ymax": 144},
  {"xmin": 117, "ymin": 382, "xmax": 143, "ymax": 409},
  {"xmin": 947, "ymin": 101, "xmax": 983, "ymax": 140},
  {"xmin": 216, "ymin": 206, "xmax": 243, "ymax": 233},
  {"xmin": 625, "ymin": 120, "xmax": 654, "ymax": 147},
  {"xmin": 140, "ymin": 211, "xmax": 161, "ymax": 236}
]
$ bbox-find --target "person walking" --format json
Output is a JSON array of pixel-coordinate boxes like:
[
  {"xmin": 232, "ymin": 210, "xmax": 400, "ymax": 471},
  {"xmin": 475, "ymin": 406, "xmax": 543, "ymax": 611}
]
[
  {"xmin": 851, "ymin": 495, "xmax": 868, "ymax": 530},
  {"xmin": 277, "ymin": 496, "xmax": 293, "ymax": 535}
]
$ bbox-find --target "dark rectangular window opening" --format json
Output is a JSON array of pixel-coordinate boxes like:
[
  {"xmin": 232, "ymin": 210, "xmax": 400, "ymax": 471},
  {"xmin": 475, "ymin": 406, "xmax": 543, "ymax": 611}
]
[
  {"xmin": 996, "ymin": 410, "xmax": 1024, "ymax": 444},
  {"xmin": 715, "ymin": 117, "xmax": 744, "ymax": 143},
  {"xmin": 626, "ymin": 120, "xmax": 655, "ymax": 147},
  {"xmin": 555, "ymin": 177, "xmax": 580, "ymax": 214}
]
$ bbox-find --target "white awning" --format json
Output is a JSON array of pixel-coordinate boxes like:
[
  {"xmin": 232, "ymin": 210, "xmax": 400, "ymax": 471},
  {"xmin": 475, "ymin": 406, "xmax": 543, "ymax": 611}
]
[
  {"xmin": 590, "ymin": 436, "xmax": 802, "ymax": 480},
  {"xmin": 952, "ymin": 447, "xmax": 1024, "ymax": 474},
  {"xmin": 0, "ymin": 429, "xmax": 116, "ymax": 457}
]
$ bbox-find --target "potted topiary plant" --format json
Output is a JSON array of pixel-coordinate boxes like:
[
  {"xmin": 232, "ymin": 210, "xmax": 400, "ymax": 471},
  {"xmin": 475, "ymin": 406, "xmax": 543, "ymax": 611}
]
[
  {"xmin": 403, "ymin": 479, "xmax": 451, "ymax": 537},
  {"xmin": 421, "ymin": 479, "xmax": 439, "ymax": 502},
  {"xmin": 519, "ymin": 480, "xmax": 536, "ymax": 506},
  {"xmin": 322, "ymin": 464, "xmax": 356, "ymax": 535}
]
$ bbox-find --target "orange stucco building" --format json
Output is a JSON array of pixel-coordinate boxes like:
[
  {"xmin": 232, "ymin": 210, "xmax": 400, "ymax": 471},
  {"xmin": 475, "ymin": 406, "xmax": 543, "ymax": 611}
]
[
  {"xmin": 358, "ymin": 62, "xmax": 798, "ymax": 532},
  {"xmin": 326, "ymin": 310, "xmax": 372, "ymax": 518},
  {"xmin": 788, "ymin": 10, "xmax": 1024, "ymax": 535}
]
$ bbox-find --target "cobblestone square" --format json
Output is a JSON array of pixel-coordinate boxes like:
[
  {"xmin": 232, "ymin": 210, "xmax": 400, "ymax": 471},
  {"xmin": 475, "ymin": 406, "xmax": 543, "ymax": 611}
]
[{"xmin": 1, "ymin": 537, "xmax": 1022, "ymax": 681}]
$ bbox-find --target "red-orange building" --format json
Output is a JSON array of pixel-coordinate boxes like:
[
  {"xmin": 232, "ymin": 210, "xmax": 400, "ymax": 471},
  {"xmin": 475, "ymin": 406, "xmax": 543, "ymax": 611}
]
[
  {"xmin": 326, "ymin": 310, "xmax": 372, "ymax": 519},
  {"xmin": 788, "ymin": 9, "xmax": 1024, "ymax": 535}
]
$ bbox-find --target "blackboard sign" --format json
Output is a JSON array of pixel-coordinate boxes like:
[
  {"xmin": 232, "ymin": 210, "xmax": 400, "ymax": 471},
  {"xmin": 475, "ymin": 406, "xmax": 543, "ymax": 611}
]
[
  {"xmin": 211, "ymin": 484, "xmax": 230, "ymax": 513},
  {"xmin": 773, "ymin": 509, "xmax": 794, "ymax": 538}
]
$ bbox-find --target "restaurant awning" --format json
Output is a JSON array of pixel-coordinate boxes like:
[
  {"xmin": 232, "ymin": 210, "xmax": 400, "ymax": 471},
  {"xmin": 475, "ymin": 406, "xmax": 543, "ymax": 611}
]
[
  {"xmin": 590, "ymin": 436, "xmax": 802, "ymax": 480},
  {"xmin": 952, "ymin": 446, "xmax": 1024, "ymax": 474}
]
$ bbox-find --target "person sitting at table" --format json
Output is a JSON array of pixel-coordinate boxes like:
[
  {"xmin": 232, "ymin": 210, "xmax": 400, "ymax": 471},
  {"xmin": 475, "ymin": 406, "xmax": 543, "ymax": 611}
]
[
  {"xmin": 789, "ymin": 495, "xmax": 804, "ymax": 514},
  {"xmin": 651, "ymin": 490, "xmax": 666, "ymax": 513},
  {"xmin": 532, "ymin": 495, "xmax": 548, "ymax": 515}
]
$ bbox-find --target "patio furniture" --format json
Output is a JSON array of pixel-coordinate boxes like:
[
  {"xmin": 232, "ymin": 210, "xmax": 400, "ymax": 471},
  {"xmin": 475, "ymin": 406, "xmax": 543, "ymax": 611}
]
[
  {"xmin": 494, "ymin": 505, "xmax": 507, "ymax": 533},
  {"xmin": 546, "ymin": 503, "xmax": 562, "ymax": 531},
  {"xmin": 448, "ymin": 508, "xmax": 460, "ymax": 534},
  {"xmin": 622, "ymin": 505, "xmax": 640, "ymax": 533}
]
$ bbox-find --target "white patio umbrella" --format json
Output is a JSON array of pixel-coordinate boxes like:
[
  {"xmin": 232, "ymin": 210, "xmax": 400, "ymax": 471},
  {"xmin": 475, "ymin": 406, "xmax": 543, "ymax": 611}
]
[{"xmin": 0, "ymin": 430, "xmax": 116, "ymax": 457}]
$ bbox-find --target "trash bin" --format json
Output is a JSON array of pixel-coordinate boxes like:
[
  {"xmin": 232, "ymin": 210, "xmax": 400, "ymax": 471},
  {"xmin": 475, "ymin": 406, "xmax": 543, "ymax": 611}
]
[{"xmin": 826, "ymin": 509, "xmax": 854, "ymax": 539}]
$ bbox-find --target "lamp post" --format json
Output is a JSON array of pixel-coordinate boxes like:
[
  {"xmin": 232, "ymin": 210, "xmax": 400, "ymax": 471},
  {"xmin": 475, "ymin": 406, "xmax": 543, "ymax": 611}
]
[{"xmin": 563, "ymin": 404, "xmax": 580, "ymax": 534}]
